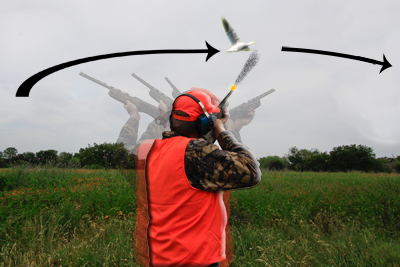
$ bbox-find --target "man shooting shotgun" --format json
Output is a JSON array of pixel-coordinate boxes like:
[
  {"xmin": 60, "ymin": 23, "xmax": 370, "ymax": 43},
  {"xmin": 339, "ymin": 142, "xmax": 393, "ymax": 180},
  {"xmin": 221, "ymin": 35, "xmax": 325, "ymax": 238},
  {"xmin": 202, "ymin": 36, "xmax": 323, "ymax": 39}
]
[
  {"xmin": 121, "ymin": 87, "xmax": 257, "ymax": 266},
  {"xmin": 130, "ymin": 51, "xmax": 261, "ymax": 267},
  {"xmin": 142, "ymin": 88, "xmax": 261, "ymax": 267}
]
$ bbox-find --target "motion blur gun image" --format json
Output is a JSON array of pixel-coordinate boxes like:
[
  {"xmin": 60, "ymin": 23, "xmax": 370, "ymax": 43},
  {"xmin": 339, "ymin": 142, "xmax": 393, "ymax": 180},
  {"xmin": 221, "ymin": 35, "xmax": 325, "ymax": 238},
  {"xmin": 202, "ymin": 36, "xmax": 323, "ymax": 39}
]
[
  {"xmin": 79, "ymin": 72, "xmax": 160, "ymax": 119},
  {"xmin": 165, "ymin": 77, "xmax": 182, "ymax": 99},
  {"xmin": 229, "ymin": 89, "xmax": 275, "ymax": 121},
  {"xmin": 131, "ymin": 73, "xmax": 174, "ymax": 107}
]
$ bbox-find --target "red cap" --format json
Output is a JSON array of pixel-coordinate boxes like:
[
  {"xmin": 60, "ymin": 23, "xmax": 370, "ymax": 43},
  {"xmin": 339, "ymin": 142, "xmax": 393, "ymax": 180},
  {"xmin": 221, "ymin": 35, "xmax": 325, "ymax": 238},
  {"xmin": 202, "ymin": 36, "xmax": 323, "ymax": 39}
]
[{"xmin": 172, "ymin": 89, "xmax": 220, "ymax": 121}]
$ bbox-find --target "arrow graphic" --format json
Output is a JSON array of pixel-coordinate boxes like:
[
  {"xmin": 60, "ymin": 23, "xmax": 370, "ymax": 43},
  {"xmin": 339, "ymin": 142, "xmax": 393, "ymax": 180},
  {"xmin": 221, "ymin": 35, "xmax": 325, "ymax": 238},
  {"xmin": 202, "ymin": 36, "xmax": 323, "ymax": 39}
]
[
  {"xmin": 281, "ymin": 46, "xmax": 392, "ymax": 74},
  {"xmin": 16, "ymin": 41, "xmax": 220, "ymax": 97}
]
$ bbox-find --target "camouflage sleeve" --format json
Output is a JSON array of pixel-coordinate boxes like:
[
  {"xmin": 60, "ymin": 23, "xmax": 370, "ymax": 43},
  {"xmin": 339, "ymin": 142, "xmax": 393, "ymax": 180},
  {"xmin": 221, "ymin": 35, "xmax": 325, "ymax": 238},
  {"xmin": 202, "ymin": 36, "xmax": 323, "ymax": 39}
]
[
  {"xmin": 228, "ymin": 128, "xmax": 242, "ymax": 144},
  {"xmin": 185, "ymin": 131, "xmax": 261, "ymax": 191},
  {"xmin": 116, "ymin": 117, "xmax": 139, "ymax": 152}
]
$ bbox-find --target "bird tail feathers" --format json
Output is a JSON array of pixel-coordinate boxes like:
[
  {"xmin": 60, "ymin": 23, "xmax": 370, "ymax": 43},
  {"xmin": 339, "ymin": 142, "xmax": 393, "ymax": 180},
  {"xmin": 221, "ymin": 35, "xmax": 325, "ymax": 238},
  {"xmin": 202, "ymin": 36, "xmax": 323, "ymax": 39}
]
[{"xmin": 248, "ymin": 41, "xmax": 256, "ymax": 45}]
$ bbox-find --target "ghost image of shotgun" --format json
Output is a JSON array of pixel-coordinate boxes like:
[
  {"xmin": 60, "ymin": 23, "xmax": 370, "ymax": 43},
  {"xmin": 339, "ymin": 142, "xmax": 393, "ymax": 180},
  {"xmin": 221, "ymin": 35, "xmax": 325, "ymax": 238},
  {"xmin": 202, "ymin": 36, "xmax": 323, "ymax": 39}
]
[
  {"xmin": 79, "ymin": 72, "xmax": 160, "ymax": 119},
  {"xmin": 164, "ymin": 77, "xmax": 182, "ymax": 99},
  {"xmin": 229, "ymin": 89, "xmax": 275, "ymax": 121},
  {"xmin": 131, "ymin": 73, "xmax": 174, "ymax": 107}
]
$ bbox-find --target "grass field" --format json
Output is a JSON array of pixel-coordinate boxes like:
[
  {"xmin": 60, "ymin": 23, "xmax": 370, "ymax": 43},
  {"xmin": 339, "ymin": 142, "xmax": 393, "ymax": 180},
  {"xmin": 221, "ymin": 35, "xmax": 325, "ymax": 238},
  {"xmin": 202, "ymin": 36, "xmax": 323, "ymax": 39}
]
[{"xmin": 1, "ymin": 166, "xmax": 399, "ymax": 266}]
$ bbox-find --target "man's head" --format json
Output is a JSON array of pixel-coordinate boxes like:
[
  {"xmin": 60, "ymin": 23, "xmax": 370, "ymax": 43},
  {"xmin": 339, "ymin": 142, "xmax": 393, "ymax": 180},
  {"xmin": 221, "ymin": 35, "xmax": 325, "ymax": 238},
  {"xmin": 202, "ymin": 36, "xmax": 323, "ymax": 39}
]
[{"xmin": 170, "ymin": 89, "xmax": 221, "ymax": 138}]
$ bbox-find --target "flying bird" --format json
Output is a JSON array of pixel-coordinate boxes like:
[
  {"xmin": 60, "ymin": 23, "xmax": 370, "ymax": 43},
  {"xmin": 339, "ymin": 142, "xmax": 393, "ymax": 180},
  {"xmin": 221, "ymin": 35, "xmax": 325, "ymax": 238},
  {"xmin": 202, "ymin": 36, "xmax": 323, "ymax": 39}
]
[{"xmin": 221, "ymin": 16, "xmax": 256, "ymax": 53}]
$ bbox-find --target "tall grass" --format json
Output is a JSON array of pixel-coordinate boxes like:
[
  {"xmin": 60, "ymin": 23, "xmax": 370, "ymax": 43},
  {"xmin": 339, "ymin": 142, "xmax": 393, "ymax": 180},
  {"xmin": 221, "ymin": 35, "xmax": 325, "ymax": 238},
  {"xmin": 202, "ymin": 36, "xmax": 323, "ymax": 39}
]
[
  {"xmin": 0, "ymin": 165, "xmax": 138, "ymax": 266},
  {"xmin": 229, "ymin": 171, "xmax": 400, "ymax": 266},
  {"xmin": 230, "ymin": 171, "xmax": 400, "ymax": 234},
  {"xmin": 1, "ymin": 167, "xmax": 399, "ymax": 266}
]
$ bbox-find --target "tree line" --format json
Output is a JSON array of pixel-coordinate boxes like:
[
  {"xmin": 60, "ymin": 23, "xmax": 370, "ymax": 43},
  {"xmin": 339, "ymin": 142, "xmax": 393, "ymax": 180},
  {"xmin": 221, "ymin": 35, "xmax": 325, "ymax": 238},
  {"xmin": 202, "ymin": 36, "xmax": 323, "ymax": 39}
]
[
  {"xmin": 0, "ymin": 142, "xmax": 135, "ymax": 170},
  {"xmin": 259, "ymin": 144, "xmax": 400, "ymax": 173},
  {"xmin": 1, "ymin": 143, "xmax": 399, "ymax": 173}
]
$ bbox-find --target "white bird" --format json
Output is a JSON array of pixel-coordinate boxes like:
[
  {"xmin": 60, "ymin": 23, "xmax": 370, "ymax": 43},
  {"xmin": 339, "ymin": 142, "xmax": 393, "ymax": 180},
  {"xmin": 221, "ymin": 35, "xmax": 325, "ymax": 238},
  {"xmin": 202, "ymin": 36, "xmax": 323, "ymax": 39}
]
[{"xmin": 221, "ymin": 16, "xmax": 256, "ymax": 53}]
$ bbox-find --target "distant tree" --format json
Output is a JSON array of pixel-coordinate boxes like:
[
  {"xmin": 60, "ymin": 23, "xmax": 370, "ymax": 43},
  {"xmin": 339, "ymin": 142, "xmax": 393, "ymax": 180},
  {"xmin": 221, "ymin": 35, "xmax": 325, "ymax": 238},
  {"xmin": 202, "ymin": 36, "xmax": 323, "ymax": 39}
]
[
  {"xmin": 258, "ymin": 156, "xmax": 285, "ymax": 170},
  {"xmin": 59, "ymin": 152, "xmax": 73, "ymax": 166},
  {"xmin": 35, "ymin": 149, "xmax": 58, "ymax": 165},
  {"xmin": 13, "ymin": 153, "xmax": 25, "ymax": 163},
  {"xmin": 0, "ymin": 152, "xmax": 4, "ymax": 168},
  {"xmin": 376, "ymin": 157, "xmax": 395, "ymax": 173},
  {"xmin": 3, "ymin": 147, "xmax": 18, "ymax": 161},
  {"xmin": 286, "ymin": 147, "xmax": 319, "ymax": 172},
  {"xmin": 396, "ymin": 162, "xmax": 400, "ymax": 173},
  {"xmin": 0, "ymin": 159, "xmax": 8, "ymax": 168},
  {"xmin": 303, "ymin": 151, "xmax": 331, "ymax": 172},
  {"xmin": 11, "ymin": 152, "xmax": 35, "ymax": 165},
  {"xmin": 0, "ymin": 152, "xmax": 8, "ymax": 167},
  {"xmin": 67, "ymin": 157, "xmax": 81, "ymax": 168},
  {"xmin": 79, "ymin": 142, "xmax": 132, "ymax": 169},
  {"xmin": 329, "ymin": 144, "xmax": 377, "ymax": 172},
  {"xmin": 24, "ymin": 152, "xmax": 36, "ymax": 163},
  {"xmin": 391, "ymin": 155, "xmax": 400, "ymax": 173}
]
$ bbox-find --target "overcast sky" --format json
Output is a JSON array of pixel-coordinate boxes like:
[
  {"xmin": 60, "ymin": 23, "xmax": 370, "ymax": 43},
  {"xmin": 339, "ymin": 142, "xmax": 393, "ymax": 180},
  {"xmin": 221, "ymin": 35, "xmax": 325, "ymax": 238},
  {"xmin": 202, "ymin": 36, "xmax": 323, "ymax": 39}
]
[{"xmin": 1, "ymin": 1, "xmax": 399, "ymax": 160}]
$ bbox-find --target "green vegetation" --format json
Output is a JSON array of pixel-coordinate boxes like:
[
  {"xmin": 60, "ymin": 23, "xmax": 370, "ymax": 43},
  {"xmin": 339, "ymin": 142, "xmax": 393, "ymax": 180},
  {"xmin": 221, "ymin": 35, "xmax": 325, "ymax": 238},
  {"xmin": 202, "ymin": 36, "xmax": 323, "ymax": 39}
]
[
  {"xmin": 0, "ymin": 166, "xmax": 138, "ymax": 266},
  {"xmin": 229, "ymin": 171, "xmax": 400, "ymax": 266},
  {"xmin": 1, "ymin": 142, "xmax": 135, "ymax": 170},
  {"xmin": 259, "ymin": 144, "xmax": 400, "ymax": 173},
  {"xmin": 1, "ymin": 167, "xmax": 399, "ymax": 266},
  {"xmin": 3, "ymin": 143, "xmax": 400, "ymax": 173}
]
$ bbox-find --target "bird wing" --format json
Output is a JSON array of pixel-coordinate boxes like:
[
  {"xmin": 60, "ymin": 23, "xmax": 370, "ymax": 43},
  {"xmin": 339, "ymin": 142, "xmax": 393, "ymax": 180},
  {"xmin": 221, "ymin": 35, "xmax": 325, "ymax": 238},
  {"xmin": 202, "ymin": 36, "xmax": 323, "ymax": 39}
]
[{"xmin": 221, "ymin": 16, "xmax": 241, "ymax": 46}]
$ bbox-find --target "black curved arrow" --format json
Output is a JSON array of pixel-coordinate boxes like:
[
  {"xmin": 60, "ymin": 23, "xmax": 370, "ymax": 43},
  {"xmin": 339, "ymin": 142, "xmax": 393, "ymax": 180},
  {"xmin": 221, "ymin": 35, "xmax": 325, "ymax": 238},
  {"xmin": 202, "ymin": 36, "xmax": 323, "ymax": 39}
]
[
  {"xmin": 282, "ymin": 46, "xmax": 392, "ymax": 74},
  {"xmin": 16, "ymin": 41, "xmax": 220, "ymax": 97}
]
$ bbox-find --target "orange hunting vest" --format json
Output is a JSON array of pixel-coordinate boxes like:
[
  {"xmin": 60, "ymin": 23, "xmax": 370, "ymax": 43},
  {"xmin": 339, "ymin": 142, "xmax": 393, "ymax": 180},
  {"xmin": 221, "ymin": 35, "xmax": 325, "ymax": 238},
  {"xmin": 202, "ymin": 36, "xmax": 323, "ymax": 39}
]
[{"xmin": 133, "ymin": 138, "xmax": 234, "ymax": 267}]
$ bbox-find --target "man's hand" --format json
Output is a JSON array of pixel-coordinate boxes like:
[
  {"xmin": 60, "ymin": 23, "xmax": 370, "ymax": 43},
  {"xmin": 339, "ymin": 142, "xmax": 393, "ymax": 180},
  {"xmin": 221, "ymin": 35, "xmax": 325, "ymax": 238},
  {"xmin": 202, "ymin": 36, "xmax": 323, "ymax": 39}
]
[
  {"xmin": 219, "ymin": 108, "xmax": 230, "ymax": 124},
  {"xmin": 234, "ymin": 107, "xmax": 255, "ymax": 132},
  {"xmin": 213, "ymin": 119, "xmax": 226, "ymax": 140},
  {"xmin": 124, "ymin": 100, "xmax": 140, "ymax": 121}
]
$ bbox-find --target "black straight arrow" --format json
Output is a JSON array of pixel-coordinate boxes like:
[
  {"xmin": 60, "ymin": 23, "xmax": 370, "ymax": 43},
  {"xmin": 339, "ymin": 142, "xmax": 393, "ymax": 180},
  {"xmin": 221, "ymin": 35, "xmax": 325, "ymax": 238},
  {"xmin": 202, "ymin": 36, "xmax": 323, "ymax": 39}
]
[
  {"xmin": 282, "ymin": 46, "xmax": 392, "ymax": 74},
  {"xmin": 16, "ymin": 41, "xmax": 220, "ymax": 97}
]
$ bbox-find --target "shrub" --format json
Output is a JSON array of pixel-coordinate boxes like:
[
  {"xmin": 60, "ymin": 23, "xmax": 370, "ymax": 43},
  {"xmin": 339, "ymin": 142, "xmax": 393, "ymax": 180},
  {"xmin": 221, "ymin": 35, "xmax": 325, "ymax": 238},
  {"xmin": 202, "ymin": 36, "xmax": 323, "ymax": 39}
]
[
  {"xmin": 285, "ymin": 147, "xmax": 321, "ymax": 172},
  {"xmin": 67, "ymin": 157, "xmax": 81, "ymax": 168},
  {"xmin": 59, "ymin": 152, "xmax": 73, "ymax": 166},
  {"xmin": 35, "ymin": 149, "xmax": 58, "ymax": 165},
  {"xmin": 329, "ymin": 144, "xmax": 377, "ymax": 172},
  {"xmin": 78, "ymin": 142, "xmax": 133, "ymax": 169},
  {"xmin": 258, "ymin": 156, "xmax": 285, "ymax": 170},
  {"xmin": 303, "ymin": 152, "xmax": 331, "ymax": 172},
  {"xmin": 0, "ymin": 159, "xmax": 10, "ymax": 168},
  {"xmin": 395, "ymin": 161, "xmax": 400, "ymax": 173}
]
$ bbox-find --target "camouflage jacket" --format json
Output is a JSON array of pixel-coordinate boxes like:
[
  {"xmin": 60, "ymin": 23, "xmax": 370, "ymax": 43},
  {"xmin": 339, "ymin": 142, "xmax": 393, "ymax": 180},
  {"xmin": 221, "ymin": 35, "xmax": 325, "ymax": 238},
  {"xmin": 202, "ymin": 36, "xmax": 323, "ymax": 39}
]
[{"xmin": 117, "ymin": 117, "xmax": 260, "ymax": 191}]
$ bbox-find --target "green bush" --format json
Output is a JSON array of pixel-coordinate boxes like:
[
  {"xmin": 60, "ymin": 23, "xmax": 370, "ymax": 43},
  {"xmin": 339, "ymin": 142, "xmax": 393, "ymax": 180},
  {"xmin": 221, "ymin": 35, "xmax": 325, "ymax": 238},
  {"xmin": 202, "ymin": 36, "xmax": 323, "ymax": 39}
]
[
  {"xmin": 58, "ymin": 152, "xmax": 73, "ymax": 166},
  {"xmin": 329, "ymin": 144, "xmax": 377, "ymax": 172},
  {"xmin": 286, "ymin": 147, "xmax": 321, "ymax": 172},
  {"xmin": 303, "ymin": 152, "xmax": 331, "ymax": 172},
  {"xmin": 78, "ymin": 142, "xmax": 133, "ymax": 170},
  {"xmin": 395, "ymin": 162, "xmax": 400, "ymax": 173},
  {"xmin": 67, "ymin": 157, "xmax": 81, "ymax": 168},
  {"xmin": 258, "ymin": 156, "xmax": 285, "ymax": 170},
  {"xmin": 0, "ymin": 159, "xmax": 9, "ymax": 168},
  {"xmin": 35, "ymin": 149, "xmax": 58, "ymax": 165}
]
